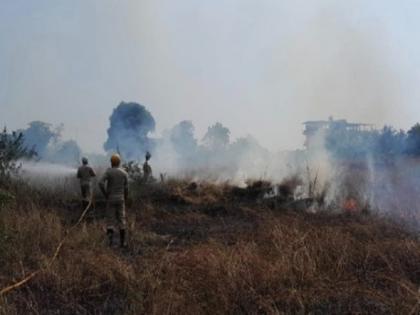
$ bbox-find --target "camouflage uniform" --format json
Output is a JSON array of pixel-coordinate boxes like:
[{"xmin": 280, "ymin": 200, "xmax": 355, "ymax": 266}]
[
  {"xmin": 99, "ymin": 167, "xmax": 129, "ymax": 231},
  {"xmin": 77, "ymin": 165, "xmax": 96, "ymax": 203}
]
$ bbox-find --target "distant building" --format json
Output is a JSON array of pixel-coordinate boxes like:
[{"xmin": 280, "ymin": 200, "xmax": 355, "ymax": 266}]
[{"xmin": 303, "ymin": 117, "xmax": 374, "ymax": 148}]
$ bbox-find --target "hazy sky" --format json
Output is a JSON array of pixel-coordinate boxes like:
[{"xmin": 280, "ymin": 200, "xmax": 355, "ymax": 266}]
[{"xmin": 1, "ymin": 0, "xmax": 420, "ymax": 153}]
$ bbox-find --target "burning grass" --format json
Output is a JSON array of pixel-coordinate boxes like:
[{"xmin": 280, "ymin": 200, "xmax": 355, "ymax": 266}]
[{"xmin": 1, "ymin": 179, "xmax": 420, "ymax": 314}]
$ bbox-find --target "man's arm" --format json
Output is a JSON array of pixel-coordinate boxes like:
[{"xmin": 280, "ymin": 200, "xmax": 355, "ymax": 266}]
[
  {"xmin": 99, "ymin": 171, "xmax": 109, "ymax": 199},
  {"xmin": 77, "ymin": 168, "xmax": 81, "ymax": 179},
  {"xmin": 89, "ymin": 167, "xmax": 96, "ymax": 178}
]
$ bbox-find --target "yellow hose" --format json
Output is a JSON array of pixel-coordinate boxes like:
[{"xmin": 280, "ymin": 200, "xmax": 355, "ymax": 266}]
[{"xmin": 0, "ymin": 198, "xmax": 93, "ymax": 296}]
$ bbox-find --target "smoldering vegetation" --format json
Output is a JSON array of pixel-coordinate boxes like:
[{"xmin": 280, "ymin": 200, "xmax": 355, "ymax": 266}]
[
  {"xmin": 98, "ymin": 103, "xmax": 420, "ymax": 229},
  {"xmin": 5, "ymin": 101, "xmax": 420, "ymax": 223},
  {"xmin": 2, "ymin": 174, "xmax": 420, "ymax": 314}
]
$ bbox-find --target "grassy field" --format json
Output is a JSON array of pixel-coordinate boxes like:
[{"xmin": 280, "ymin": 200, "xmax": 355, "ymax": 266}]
[{"xmin": 1, "ymin": 178, "xmax": 420, "ymax": 314}]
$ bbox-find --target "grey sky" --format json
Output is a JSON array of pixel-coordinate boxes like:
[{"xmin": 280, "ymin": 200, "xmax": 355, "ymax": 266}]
[{"xmin": 1, "ymin": 0, "xmax": 420, "ymax": 153}]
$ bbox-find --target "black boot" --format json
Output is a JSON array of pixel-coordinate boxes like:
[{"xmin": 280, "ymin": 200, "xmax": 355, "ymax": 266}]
[
  {"xmin": 120, "ymin": 229, "xmax": 127, "ymax": 248},
  {"xmin": 107, "ymin": 228, "xmax": 114, "ymax": 247}
]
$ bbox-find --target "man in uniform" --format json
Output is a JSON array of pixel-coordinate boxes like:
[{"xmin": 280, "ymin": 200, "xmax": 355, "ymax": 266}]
[
  {"xmin": 77, "ymin": 157, "xmax": 96, "ymax": 210},
  {"xmin": 99, "ymin": 154, "xmax": 129, "ymax": 248},
  {"xmin": 143, "ymin": 151, "xmax": 152, "ymax": 183}
]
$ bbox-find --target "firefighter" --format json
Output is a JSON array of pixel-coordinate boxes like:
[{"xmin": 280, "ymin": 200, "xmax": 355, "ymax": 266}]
[
  {"xmin": 143, "ymin": 151, "xmax": 152, "ymax": 183},
  {"xmin": 99, "ymin": 154, "xmax": 129, "ymax": 248},
  {"xmin": 77, "ymin": 157, "xmax": 96, "ymax": 210}
]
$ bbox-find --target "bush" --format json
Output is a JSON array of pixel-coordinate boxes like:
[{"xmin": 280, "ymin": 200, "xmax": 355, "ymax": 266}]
[{"xmin": 0, "ymin": 189, "xmax": 15, "ymax": 209}]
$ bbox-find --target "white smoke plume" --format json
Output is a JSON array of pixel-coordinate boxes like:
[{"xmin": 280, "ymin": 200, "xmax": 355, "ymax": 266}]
[
  {"xmin": 19, "ymin": 161, "xmax": 77, "ymax": 178},
  {"xmin": 17, "ymin": 161, "xmax": 79, "ymax": 192}
]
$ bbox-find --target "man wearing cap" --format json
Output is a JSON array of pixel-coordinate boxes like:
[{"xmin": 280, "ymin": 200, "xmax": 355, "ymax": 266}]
[
  {"xmin": 99, "ymin": 154, "xmax": 129, "ymax": 248},
  {"xmin": 77, "ymin": 157, "xmax": 96, "ymax": 210},
  {"xmin": 143, "ymin": 151, "xmax": 153, "ymax": 183}
]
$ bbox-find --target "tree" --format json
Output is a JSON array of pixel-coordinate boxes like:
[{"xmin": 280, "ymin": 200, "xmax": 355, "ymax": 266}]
[
  {"xmin": 324, "ymin": 126, "xmax": 378, "ymax": 160},
  {"xmin": 202, "ymin": 122, "xmax": 230, "ymax": 151},
  {"xmin": 20, "ymin": 121, "xmax": 60, "ymax": 157},
  {"xmin": 104, "ymin": 102, "xmax": 156, "ymax": 160},
  {"xmin": 375, "ymin": 126, "xmax": 406, "ymax": 157},
  {"xmin": 169, "ymin": 121, "xmax": 197, "ymax": 155},
  {"xmin": 0, "ymin": 127, "xmax": 35, "ymax": 180},
  {"xmin": 406, "ymin": 123, "xmax": 420, "ymax": 156}
]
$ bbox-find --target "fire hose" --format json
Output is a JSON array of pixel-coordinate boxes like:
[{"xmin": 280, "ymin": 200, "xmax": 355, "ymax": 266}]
[{"xmin": 0, "ymin": 198, "xmax": 93, "ymax": 296}]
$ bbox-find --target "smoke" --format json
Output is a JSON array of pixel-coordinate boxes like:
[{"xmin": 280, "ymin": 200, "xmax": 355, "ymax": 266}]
[
  {"xmin": 14, "ymin": 160, "xmax": 83, "ymax": 195},
  {"xmin": 202, "ymin": 123, "xmax": 230, "ymax": 151},
  {"xmin": 48, "ymin": 140, "xmax": 82, "ymax": 165},
  {"xmin": 151, "ymin": 119, "xmax": 295, "ymax": 183},
  {"xmin": 298, "ymin": 120, "xmax": 420, "ymax": 230},
  {"xmin": 14, "ymin": 100, "xmax": 420, "ymax": 218},
  {"xmin": 14, "ymin": 103, "xmax": 296, "ymax": 184},
  {"xmin": 3, "ymin": 1, "xmax": 420, "ymax": 155},
  {"xmin": 104, "ymin": 102, "xmax": 156, "ymax": 160},
  {"xmin": 19, "ymin": 161, "xmax": 76, "ymax": 178},
  {"xmin": 153, "ymin": 120, "xmax": 198, "ymax": 172},
  {"xmin": 277, "ymin": 5, "xmax": 404, "ymax": 128},
  {"xmin": 101, "ymin": 104, "xmax": 286, "ymax": 182},
  {"xmin": 169, "ymin": 120, "xmax": 198, "ymax": 157},
  {"xmin": 11, "ymin": 104, "xmax": 420, "ymax": 231},
  {"xmin": 19, "ymin": 121, "xmax": 82, "ymax": 165}
]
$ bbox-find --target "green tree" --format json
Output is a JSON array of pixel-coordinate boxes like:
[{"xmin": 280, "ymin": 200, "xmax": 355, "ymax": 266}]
[
  {"xmin": 104, "ymin": 102, "xmax": 156, "ymax": 160},
  {"xmin": 0, "ymin": 127, "xmax": 35, "ymax": 180}
]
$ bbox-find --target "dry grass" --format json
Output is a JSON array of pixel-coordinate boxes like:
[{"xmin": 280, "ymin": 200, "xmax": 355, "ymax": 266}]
[{"xmin": 1, "ymin": 179, "xmax": 420, "ymax": 314}]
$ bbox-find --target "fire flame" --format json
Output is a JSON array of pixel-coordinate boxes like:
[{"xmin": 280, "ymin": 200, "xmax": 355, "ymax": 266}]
[{"xmin": 343, "ymin": 198, "xmax": 359, "ymax": 213}]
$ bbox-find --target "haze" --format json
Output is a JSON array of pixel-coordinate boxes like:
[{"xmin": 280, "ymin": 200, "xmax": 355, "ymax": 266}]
[{"xmin": 1, "ymin": 0, "xmax": 420, "ymax": 153}]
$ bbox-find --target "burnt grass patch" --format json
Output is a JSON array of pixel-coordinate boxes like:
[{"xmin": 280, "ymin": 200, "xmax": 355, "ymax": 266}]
[{"xmin": 2, "ymin": 179, "xmax": 420, "ymax": 314}]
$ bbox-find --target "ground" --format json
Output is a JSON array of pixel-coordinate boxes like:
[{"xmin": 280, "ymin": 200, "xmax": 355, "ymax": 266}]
[{"xmin": 1, "ymin": 178, "xmax": 420, "ymax": 314}]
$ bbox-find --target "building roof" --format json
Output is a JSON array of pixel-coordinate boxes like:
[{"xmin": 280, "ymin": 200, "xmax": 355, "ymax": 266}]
[{"xmin": 303, "ymin": 119, "xmax": 373, "ymax": 128}]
